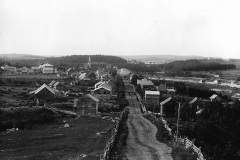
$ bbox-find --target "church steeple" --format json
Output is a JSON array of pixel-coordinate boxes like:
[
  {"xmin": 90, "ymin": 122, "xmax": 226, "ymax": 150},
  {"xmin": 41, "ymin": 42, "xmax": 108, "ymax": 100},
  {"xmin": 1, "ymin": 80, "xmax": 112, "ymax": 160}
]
[
  {"xmin": 88, "ymin": 56, "xmax": 91, "ymax": 63},
  {"xmin": 88, "ymin": 56, "xmax": 91, "ymax": 68}
]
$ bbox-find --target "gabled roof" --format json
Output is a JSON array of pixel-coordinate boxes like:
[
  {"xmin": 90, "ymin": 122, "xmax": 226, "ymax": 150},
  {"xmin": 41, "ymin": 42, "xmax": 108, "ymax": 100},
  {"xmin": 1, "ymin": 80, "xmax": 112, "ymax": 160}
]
[
  {"xmin": 106, "ymin": 80, "xmax": 116, "ymax": 87},
  {"xmin": 137, "ymin": 78, "xmax": 154, "ymax": 86},
  {"xmin": 95, "ymin": 81, "xmax": 104, "ymax": 88},
  {"xmin": 189, "ymin": 97, "xmax": 198, "ymax": 104},
  {"xmin": 7, "ymin": 66, "xmax": 16, "ymax": 69},
  {"xmin": 145, "ymin": 90, "xmax": 160, "ymax": 95},
  {"xmin": 43, "ymin": 63, "xmax": 53, "ymax": 67},
  {"xmin": 87, "ymin": 94, "xmax": 99, "ymax": 103},
  {"xmin": 31, "ymin": 66, "xmax": 39, "ymax": 69},
  {"xmin": 31, "ymin": 84, "xmax": 55, "ymax": 95},
  {"xmin": 28, "ymin": 69, "xmax": 34, "ymax": 72},
  {"xmin": 53, "ymin": 82, "xmax": 60, "ymax": 87},
  {"xmin": 2, "ymin": 64, "xmax": 9, "ymax": 68},
  {"xmin": 99, "ymin": 81, "xmax": 111, "ymax": 88},
  {"xmin": 93, "ymin": 83, "xmax": 112, "ymax": 92},
  {"xmin": 67, "ymin": 68, "xmax": 73, "ymax": 72},
  {"xmin": 79, "ymin": 73, "xmax": 87, "ymax": 80},
  {"xmin": 22, "ymin": 66, "xmax": 29, "ymax": 70},
  {"xmin": 210, "ymin": 94, "xmax": 219, "ymax": 99},
  {"xmin": 49, "ymin": 80, "xmax": 56, "ymax": 86},
  {"xmin": 160, "ymin": 97, "xmax": 172, "ymax": 106}
]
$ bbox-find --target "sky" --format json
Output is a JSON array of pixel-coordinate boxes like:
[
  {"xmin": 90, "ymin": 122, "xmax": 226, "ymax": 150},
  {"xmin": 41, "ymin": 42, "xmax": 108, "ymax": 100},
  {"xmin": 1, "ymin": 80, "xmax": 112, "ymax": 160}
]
[{"xmin": 0, "ymin": 0, "xmax": 240, "ymax": 59}]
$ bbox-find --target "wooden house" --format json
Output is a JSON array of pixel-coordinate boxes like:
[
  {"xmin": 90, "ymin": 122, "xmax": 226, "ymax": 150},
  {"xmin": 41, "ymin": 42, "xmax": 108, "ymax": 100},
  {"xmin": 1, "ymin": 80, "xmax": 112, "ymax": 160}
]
[{"xmin": 30, "ymin": 84, "xmax": 55, "ymax": 106}]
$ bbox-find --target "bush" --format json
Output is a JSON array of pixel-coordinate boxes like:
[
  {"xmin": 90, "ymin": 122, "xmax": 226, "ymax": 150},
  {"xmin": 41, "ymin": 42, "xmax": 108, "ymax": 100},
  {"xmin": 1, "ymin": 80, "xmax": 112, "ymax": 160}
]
[
  {"xmin": 119, "ymin": 98, "xmax": 129, "ymax": 111},
  {"xmin": 0, "ymin": 107, "xmax": 56, "ymax": 131}
]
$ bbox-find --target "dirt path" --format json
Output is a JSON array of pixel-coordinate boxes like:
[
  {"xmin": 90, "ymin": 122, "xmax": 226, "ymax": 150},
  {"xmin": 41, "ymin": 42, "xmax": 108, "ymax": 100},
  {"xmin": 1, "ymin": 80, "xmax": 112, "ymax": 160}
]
[{"xmin": 125, "ymin": 84, "xmax": 173, "ymax": 160}]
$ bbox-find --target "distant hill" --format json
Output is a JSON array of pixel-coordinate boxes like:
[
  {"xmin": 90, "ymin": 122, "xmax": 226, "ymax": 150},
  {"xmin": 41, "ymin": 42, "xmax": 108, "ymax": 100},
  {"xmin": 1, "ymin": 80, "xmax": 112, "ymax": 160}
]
[
  {"xmin": 0, "ymin": 54, "xmax": 127, "ymax": 68},
  {"xmin": 0, "ymin": 54, "xmax": 45, "ymax": 59},
  {"xmin": 120, "ymin": 55, "xmax": 206, "ymax": 64},
  {"xmin": 46, "ymin": 55, "xmax": 127, "ymax": 66}
]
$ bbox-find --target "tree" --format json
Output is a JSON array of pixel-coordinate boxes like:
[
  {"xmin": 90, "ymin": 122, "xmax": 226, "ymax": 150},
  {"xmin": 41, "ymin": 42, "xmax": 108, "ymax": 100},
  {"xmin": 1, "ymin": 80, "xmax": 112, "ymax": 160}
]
[{"xmin": 130, "ymin": 74, "xmax": 138, "ymax": 87}]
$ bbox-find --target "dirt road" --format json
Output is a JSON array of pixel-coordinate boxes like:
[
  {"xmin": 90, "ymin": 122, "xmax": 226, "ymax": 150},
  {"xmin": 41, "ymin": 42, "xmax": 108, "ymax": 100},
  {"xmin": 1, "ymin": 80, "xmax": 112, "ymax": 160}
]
[{"xmin": 125, "ymin": 82, "xmax": 173, "ymax": 160}]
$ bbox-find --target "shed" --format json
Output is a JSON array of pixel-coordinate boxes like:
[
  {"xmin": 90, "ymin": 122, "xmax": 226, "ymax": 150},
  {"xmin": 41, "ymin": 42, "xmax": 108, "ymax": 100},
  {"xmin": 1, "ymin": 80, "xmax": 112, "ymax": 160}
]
[
  {"xmin": 87, "ymin": 94, "xmax": 100, "ymax": 114},
  {"xmin": 145, "ymin": 90, "xmax": 160, "ymax": 105},
  {"xmin": 210, "ymin": 94, "xmax": 221, "ymax": 102},
  {"xmin": 160, "ymin": 97, "xmax": 172, "ymax": 115}
]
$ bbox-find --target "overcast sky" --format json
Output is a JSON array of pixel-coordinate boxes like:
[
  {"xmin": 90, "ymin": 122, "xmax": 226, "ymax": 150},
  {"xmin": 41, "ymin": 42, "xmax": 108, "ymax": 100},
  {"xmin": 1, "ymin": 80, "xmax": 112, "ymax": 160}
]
[{"xmin": 1, "ymin": 0, "xmax": 240, "ymax": 58}]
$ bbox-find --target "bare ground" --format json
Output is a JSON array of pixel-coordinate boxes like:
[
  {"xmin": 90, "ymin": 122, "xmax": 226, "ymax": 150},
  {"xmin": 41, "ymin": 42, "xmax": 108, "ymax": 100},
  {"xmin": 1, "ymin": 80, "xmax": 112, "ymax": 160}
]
[{"xmin": 125, "ymin": 92, "xmax": 173, "ymax": 160}]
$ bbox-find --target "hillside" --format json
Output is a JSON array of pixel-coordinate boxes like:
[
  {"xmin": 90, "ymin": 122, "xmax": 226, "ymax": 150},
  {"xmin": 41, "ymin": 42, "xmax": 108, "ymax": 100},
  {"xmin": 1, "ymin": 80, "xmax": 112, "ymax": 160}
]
[
  {"xmin": 120, "ymin": 55, "xmax": 206, "ymax": 64},
  {"xmin": 0, "ymin": 54, "xmax": 127, "ymax": 68},
  {"xmin": 0, "ymin": 54, "xmax": 45, "ymax": 59},
  {"xmin": 46, "ymin": 55, "xmax": 127, "ymax": 66}
]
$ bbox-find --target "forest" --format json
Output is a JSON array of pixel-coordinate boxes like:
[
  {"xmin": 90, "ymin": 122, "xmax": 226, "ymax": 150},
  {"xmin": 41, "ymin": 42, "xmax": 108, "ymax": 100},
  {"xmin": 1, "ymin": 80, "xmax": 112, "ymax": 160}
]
[
  {"xmin": 163, "ymin": 59, "xmax": 236, "ymax": 71},
  {"xmin": 0, "ymin": 55, "xmax": 127, "ymax": 68},
  {"xmin": 0, "ymin": 55, "xmax": 236, "ymax": 74}
]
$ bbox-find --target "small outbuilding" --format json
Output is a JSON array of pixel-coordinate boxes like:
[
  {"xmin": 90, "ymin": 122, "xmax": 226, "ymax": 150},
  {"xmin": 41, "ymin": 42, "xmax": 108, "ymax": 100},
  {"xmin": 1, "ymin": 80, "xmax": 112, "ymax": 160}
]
[
  {"xmin": 144, "ymin": 90, "xmax": 160, "ymax": 105},
  {"xmin": 210, "ymin": 94, "xmax": 221, "ymax": 102}
]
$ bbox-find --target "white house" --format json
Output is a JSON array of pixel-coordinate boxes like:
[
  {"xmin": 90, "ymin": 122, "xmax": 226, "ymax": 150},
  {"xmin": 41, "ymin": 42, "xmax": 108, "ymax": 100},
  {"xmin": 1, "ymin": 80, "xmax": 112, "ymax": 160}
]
[
  {"xmin": 21, "ymin": 66, "xmax": 29, "ymax": 74},
  {"xmin": 41, "ymin": 63, "xmax": 54, "ymax": 74}
]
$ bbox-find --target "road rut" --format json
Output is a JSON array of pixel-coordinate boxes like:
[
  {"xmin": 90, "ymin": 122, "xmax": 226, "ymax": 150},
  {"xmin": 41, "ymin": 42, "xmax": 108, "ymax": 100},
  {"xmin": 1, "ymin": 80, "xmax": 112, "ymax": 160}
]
[{"xmin": 125, "ymin": 91, "xmax": 173, "ymax": 160}]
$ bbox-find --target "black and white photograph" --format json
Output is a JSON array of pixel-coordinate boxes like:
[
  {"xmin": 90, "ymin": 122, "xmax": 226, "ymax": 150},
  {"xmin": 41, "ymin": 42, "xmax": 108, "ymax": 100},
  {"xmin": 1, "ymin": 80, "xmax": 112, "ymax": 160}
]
[{"xmin": 1, "ymin": 0, "xmax": 240, "ymax": 159}]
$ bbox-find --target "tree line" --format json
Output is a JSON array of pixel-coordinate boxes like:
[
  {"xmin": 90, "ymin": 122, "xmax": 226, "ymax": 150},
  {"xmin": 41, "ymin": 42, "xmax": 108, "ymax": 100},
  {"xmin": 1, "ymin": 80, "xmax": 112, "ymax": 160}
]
[{"xmin": 0, "ymin": 55, "xmax": 127, "ymax": 68}]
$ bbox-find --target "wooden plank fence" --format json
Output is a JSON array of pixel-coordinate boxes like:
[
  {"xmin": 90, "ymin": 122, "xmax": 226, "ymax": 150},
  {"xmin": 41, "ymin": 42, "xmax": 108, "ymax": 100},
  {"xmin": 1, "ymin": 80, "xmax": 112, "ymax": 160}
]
[
  {"xmin": 135, "ymin": 92, "xmax": 147, "ymax": 113},
  {"xmin": 100, "ymin": 111, "xmax": 124, "ymax": 160}
]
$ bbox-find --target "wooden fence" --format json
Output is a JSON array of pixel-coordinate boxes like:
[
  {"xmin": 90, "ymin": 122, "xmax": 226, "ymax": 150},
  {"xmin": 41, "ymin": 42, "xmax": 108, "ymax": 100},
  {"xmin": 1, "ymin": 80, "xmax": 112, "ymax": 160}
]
[
  {"xmin": 135, "ymin": 92, "xmax": 147, "ymax": 113},
  {"xmin": 174, "ymin": 135, "xmax": 205, "ymax": 160},
  {"xmin": 100, "ymin": 111, "xmax": 124, "ymax": 160},
  {"xmin": 161, "ymin": 116, "xmax": 205, "ymax": 160}
]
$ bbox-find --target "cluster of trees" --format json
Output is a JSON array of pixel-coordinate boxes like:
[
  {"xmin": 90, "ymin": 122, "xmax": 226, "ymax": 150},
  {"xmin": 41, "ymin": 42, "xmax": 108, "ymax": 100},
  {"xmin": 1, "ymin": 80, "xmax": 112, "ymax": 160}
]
[
  {"xmin": 193, "ymin": 101, "xmax": 240, "ymax": 159},
  {"xmin": 116, "ymin": 63, "xmax": 164, "ymax": 73},
  {"xmin": 117, "ymin": 59, "xmax": 236, "ymax": 74},
  {"xmin": 47, "ymin": 55, "xmax": 127, "ymax": 66},
  {"xmin": 164, "ymin": 59, "xmax": 236, "ymax": 71},
  {"xmin": 0, "ymin": 55, "xmax": 127, "ymax": 68},
  {"xmin": 174, "ymin": 82, "xmax": 230, "ymax": 101},
  {"xmin": 114, "ymin": 75, "xmax": 129, "ymax": 110}
]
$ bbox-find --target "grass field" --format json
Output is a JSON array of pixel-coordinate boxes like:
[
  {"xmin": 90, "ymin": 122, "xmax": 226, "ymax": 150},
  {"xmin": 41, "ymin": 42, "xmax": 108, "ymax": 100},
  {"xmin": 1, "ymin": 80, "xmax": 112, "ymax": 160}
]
[
  {"xmin": 0, "ymin": 86, "xmax": 36, "ymax": 107},
  {"xmin": 0, "ymin": 116, "xmax": 114, "ymax": 160},
  {"xmin": 221, "ymin": 69, "xmax": 240, "ymax": 80}
]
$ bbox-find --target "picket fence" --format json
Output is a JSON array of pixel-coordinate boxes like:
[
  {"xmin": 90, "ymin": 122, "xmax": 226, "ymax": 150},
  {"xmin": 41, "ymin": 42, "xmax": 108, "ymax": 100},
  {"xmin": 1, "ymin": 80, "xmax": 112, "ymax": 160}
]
[
  {"xmin": 100, "ymin": 111, "xmax": 124, "ymax": 160},
  {"xmin": 175, "ymin": 135, "xmax": 205, "ymax": 160}
]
